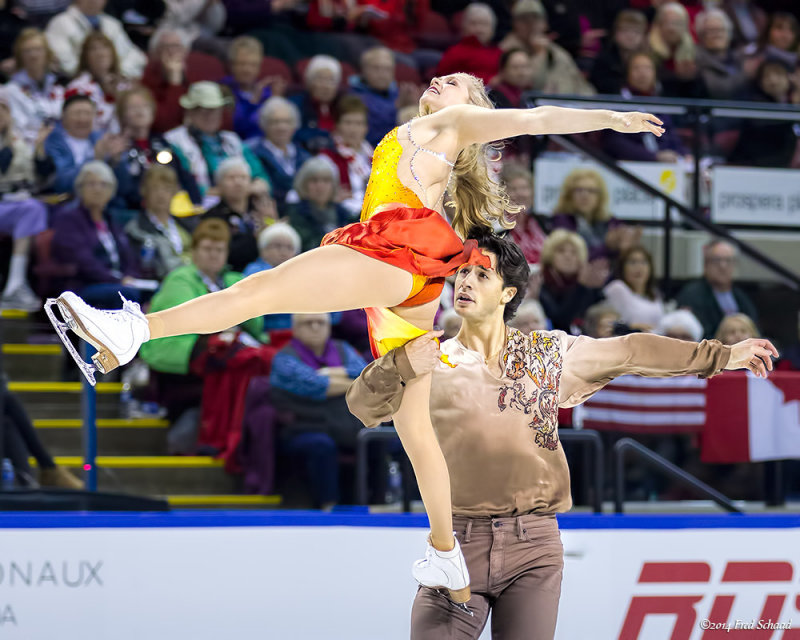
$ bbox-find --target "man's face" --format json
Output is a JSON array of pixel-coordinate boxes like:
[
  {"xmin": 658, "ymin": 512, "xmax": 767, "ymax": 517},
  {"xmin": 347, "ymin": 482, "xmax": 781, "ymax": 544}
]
[
  {"xmin": 62, "ymin": 101, "xmax": 96, "ymax": 139},
  {"xmin": 463, "ymin": 10, "xmax": 495, "ymax": 44},
  {"xmin": 189, "ymin": 107, "xmax": 223, "ymax": 134},
  {"xmin": 704, "ymin": 243, "xmax": 736, "ymax": 290},
  {"xmin": 452, "ymin": 251, "xmax": 515, "ymax": 322},
  {"xmin": 293, "ymin": 314, "xmax": 331, "ymax": 352},
  {"xmin": 362, "ymin": 51, "xmax": 395, "ymax": 92}
]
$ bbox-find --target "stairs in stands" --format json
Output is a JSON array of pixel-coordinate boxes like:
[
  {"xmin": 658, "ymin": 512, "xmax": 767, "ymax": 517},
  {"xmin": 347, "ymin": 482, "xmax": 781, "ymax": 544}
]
[{"xmin": 2, "ymin": 310, "xmax": 280, "ymax": 509}]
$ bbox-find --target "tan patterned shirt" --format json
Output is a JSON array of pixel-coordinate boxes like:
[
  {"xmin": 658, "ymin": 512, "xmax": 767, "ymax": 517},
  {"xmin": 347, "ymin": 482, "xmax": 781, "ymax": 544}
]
[{"xmin": 346, "ymin": 330, "xmax": 730, "ymax": 517}]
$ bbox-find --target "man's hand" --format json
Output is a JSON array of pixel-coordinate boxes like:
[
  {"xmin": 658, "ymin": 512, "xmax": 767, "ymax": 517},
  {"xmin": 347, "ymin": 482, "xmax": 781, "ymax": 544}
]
[
  {"xmin": 725, "ymin": 338, "xmax": 779, "ymax": 378},
  {"xmin": 610, "ymin": 111, "xmax": 665, "ymax": 137},
  {"xmin": 404, "ymin": 330, "xmax": 444, "ymax": 377}
]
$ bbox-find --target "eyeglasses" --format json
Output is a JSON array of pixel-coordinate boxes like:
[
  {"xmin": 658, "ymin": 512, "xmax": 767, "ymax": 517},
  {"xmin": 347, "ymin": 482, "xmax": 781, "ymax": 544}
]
[
  {"xmin": 706, "ymin": 257, "xmax": 736, "ymax": 265},
  {"xmin": 295, "ymin": 319, "xmax": 328, "ymax": 328}
]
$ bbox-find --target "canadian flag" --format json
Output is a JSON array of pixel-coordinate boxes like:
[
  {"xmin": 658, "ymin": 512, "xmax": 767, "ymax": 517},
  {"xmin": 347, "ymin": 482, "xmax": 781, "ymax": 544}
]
[{"xmin": 702, "ymin": 371, "xmax": 800, "ymax": 463}]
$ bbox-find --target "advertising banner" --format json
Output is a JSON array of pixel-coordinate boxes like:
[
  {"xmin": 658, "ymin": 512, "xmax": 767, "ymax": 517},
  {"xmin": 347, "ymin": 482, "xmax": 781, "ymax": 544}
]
[{"xmin": 711, "ymin": 166, "xmax": 800, "ymax": 226}]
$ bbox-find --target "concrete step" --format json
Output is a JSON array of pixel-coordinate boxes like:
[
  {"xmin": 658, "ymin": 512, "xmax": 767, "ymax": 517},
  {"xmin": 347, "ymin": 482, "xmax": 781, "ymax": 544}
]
[
  {"xmin": 33, "ymin": 456, "xmax": 237, "ymax": 495},
  {"xmin": 11, "ymin": 381, "xmax": 125, "ymax": 420},
  {"xmin": 3, "ymin": 344, "xmax": 64, "ymax": 381},
  {"xmin": 34, "ymin": 418, "xmax": 169, "ymax": 456},
  {"xmin": 0, "ymin": 310, "xmax": 38, "ymax": 342}
]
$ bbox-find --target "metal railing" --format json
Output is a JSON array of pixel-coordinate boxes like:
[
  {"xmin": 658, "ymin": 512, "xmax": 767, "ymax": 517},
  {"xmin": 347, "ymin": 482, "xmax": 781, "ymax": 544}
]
[{"xmin": 613, "ymin": 437, "xmax": 741, "ymax": 514}]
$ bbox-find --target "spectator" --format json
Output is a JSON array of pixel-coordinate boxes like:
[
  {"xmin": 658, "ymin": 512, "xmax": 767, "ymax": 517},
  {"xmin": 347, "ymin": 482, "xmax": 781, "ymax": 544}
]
[
  {"xmin": 110, "ymin": 86, "xmax": 201, "ymax": 210},
  {"xmin": 285, "ymin": 156, "xmax": 351, "ymax": 252},
  {"xmin": 724, "ymin": 0, "xmax": 766, "ymax": 49},
  {"xmin": 220, "ymin": 36, "xmax": 287, "ymax": 141},
  {"xmin": 306, "ymin": 0, "xmax": 382, "ymax": 66},
  {"xmin": 164, "ymin": 81, "xmax": 268, "ymax": 193},
  {"xmin": 715, "ymin": 313, "xmax": 759, "ymax": 346},
  {"xmin": 5, "ymin": 28, "xmax": 65, "ymax": 145},
  {"xmin": 320, "ymin": 95, "xmax": 373, "ymax": 218},
  {"xmin": 603, "ymin": 53, "xmax": 689, "ymax": 163},
  {"xmin": 269, "ymin": 312, "xmax": 367, "ymax": 509},
  {"xmin": 489, "ymin": 48, "xmax": 533, "ymax": 108},
  {"xmin": 202, "ymin": 157, "xmax": 277, "ymax": 271},
  {"xmin": 603, "ymin": 246, "xmax": 666, "ymax": 332},
  {"xmin": 694, "ymin": 8, "xmax": 748, "ymax": 100},
  {"xmin": 157, "ymin": 0, "xmax": 227, "ymax": 59},
  {"xmin": 44, "ymin": 0, "xmax": 147, "ymax": 78},
  {"xmin": 538, "ymin": 229, "xmax": 603, "ymax": 332},
  {"xmin": 657, "ymin": 309, "xmax": 703, "ymax": 342},
  {"xmin": 499, "ymin": 0, "xmax": 594, "ymax": 95},
  {"xmin": 247, "ymin": 97, "xmax": 310, "ymax": 206},
  {"xmin": 66, "ymin": 32, "xmax": 131, "ymax": 133},
  {"xmin": 290, "ymin": 54, "xmax": 342, "ymax": 152},
  {"xmin": 0, "ymin": 88, "xmax": 51, "ymax": 311},
  {"xmin": 743, "ymin": 12, "xmax": 799, "ymax": 76},
  {"xmin": 508, "ymin": 299, "xmax": 548, "ymax": 333},
  {"xmin": 729, "ymin": 59, "xmax": 799, "ymax": 168},
  {"xmin": 648, "ymin": 2, "xmax": 701, "ymax": 97},
  {"xmin": 124, "ymin": 165, "xmax": 193, "ymax": 281},
  {"xmin": 242, "ymin": 222, "xmax": 301, "ymax": 331},
  {"xmin": 139, "ymin": 218, "xmax": 272, "ymax": 469},
  {"xmin": 502, "ymin": 162, "xmax": 548, "ymax": 264},
  {"xmin": 141, "ymin": 28, "xmax": 224, "ymax": 134},
  {"xmin": 348, "ymin": 0, "xmax": 431, "ymax": 69},
  {"xmin": 551, "ymin": 167, "xmax": 641, "ymax": 259},
  {"xmin": 582, "ymin": 302, "xmax": 621, "ymax": 338},
  {"xmin": 438, "ymin": 307, "xmax": 462, "ymax": 340},
  {"xmin": 676, "ymin": 239, "xmax": 758, "ymax": 340},
  {"xmin": 589, "ymin": 10, "xmax": 648, "ymax": 95},
  {"xmin": 436, "ymin": 3, "xmax": 502, "ymax": 85},
  {"xmin": 51, "ymin": 161, "xmax": 146, "ymax": 308},
  {"xmin": 43, "ymin": 92, "xmax": 106, "ymax": 194},
  {"xmin": 12, "ymin": 0, "xmax": 71, "ymax": 27},
  {"xmin": 348, "ymin": 47, "xmax": 400, "ymax": 147}
]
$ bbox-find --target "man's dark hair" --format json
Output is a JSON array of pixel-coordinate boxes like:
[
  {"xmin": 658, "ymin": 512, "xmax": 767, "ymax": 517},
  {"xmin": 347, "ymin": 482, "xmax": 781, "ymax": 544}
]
[{"xmin": 467, "ymin": 229, "xmax": 529, "ymax": 322}]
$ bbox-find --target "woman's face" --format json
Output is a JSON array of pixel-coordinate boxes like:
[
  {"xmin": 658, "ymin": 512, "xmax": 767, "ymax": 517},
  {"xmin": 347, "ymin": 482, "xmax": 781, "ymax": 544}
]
[
  {"xmin": 512, "ymin": 307, "xmax": 546, "ymax": 333},
  {"xmin": 760, "ymin": 65, "xmax": 790, "ymax": 101},
  {"xmin": 123, "ymin": 93, "xmax": 154, "ymax": 131},
  {"xmin": 768, "ymin": 18, "xmax": 797, "ymax": 51},
  {"xmin": 701, "ymin": 15, "xmax": 730, "ymax": 52},
  {"xmin": 219, "ymin": 166, "xmax": 250, "ymax": 202},
  {"xmin": 193, "ymin": 238, "xmax": 228, "ymax": 277},
  {"xmin": 570, "ymin": 177, "xmax": 601, "ymax": 216},
  {"xmin": 87, "ymin": 41, "xmax": 114, "ymax": 78},
  {"xmin": 419, "ymin": 75, "xmax": 471, "ymax": 113},
  {"xmin": 308, "ymin": 70, "xmax": 338, "ymax": 104},
  {"xmin": 623, "ymin": 251, "xmax": 650, "ymax": 290},
  {"xmin": 506, "ymin": 176, "xmax": 533, "ymax": 210},
  {"xmin": 143, "ymin": 180, "xmax": 177, "ymax": 215},
  {"xmin": 305, "ymin": 173, "xmax": 335, "ymax": 205},
  {"xmin": 19, "ymin": 36, "xmax": 48, "ymax": 73},
  {"xmin": 615, "ymin": 24, "xmax": 645, "ymax": 52},
  {"xmin": 718, "ymin": 318, "xmax": 754, "ymax": 346},
  {"xmin": 502, "ymin": 51, "xmax": 533, "ymax": 88},
  {"xmin": 336, "ymin": 112, "xmax": 368, "ymax": 148},
  {"xmin": 80, "ymin": 172, "xmax": 115, "ymax": 210},
  {"xmin": 262, "ymin": 235, "xmax": 298, "ymax": 267},
  {"xmin": 551, "ymin": 241, "xmax": 581, "ymax": 276},
  {"xmin": 264, "ymin": 105, "xmax": 297, "ymax": 148},
  {"xmin": 231, "ymin": 51, "xmax": 262, "ymax": 87},
  {"xmin": 628, "ymin": 55, "xmax": 656, "ymax": 93}
]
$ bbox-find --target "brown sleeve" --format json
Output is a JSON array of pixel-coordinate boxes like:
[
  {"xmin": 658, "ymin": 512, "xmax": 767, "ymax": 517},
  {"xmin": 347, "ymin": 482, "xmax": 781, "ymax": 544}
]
[
  {"xmin": 558, "ymin": 333, "xmax": 731, "ymax": 408},
  {"xmin": 345, "ymin": 345, "xmax": 417, "ymax": 427}
]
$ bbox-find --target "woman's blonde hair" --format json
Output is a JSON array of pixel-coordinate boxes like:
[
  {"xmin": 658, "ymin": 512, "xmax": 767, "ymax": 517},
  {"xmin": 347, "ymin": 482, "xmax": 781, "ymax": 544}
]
[
  {"xmin": 78, "ymin": 32, "xmax": 120, "ymax": 77},
  {"xmin": 554, "ymin": 168, "xmax": 610, "ymax": 223},
  {"xmin": 539, "ymin": 229, "xmax": 588, "ymax": 268},
  {"xmin": 420, "ymin": 73, "xmax": 520, "ymax": 238},
  {"xmin": 715, "ymin": 313, "xmax": 759, "ymax": 344},
  {"xmin": 13, "ymin": 28, "xmax": 53, "ymax": 70}
]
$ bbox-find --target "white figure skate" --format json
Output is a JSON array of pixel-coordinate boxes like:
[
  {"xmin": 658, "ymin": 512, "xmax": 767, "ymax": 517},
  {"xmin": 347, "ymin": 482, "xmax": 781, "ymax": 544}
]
[{"xmin": 413, "ymin": 534, "xmax": 472, "ymax": 613}]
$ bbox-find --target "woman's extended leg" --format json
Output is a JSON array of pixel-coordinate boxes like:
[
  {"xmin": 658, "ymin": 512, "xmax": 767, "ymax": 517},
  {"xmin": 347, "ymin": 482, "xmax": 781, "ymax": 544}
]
[{"xmin": 147, "ymin": 245, "xmax": 413, "ymax": 340}]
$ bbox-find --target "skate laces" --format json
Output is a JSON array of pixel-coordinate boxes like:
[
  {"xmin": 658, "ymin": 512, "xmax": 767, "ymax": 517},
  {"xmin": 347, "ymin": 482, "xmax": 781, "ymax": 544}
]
[{"xmin": 118, "ymin": 293, "xmax": 145, "ymax": 320}]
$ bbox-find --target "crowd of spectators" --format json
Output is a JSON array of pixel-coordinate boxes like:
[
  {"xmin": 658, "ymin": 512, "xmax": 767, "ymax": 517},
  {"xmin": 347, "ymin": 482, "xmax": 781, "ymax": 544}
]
[{"xmin": 0, "ymin": 0, "xmax": 796, "ymax": 505}]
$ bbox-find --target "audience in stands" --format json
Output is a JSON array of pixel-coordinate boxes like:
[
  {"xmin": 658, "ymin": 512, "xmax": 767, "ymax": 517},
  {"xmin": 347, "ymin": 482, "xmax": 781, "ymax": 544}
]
[
  {"xmin": 582, "ymin": 302, "xmax": 621, "ymax": 339},
  {"xmin": 349, "ymin": 47, "xmax": 402, "ymax": 147},
  {"xmin": 603, "ymin": 246, "xmax": 666, "ymax": 332},
  {"xmin": 604, "ymin": 53, "xmax": 690, "ymax": 163},
  {"xmin": 437, "ymin": 3, "xmax": 502, "ymax": 85},
  {"xmin": 5, "ymin": 28, "xmax": 65, "ymax": 145},
  {"xmin": 725, "ymin": 0, "xmax": 766, "ymax": 48},
  {"xmin": 503, "ymin": 163, "xmax": 548, "ymax": 264},
  {"xmin": 220, "ymin": 36, "xmax": 285, "ymax": 141},
  {"xmin": 44, "ymin": 92, "xmax": 104, "ymax": 193},
  {"xmin": 286, "ymin": 156, "xmax": 351, "ymax": 252},
  {"xmin": 290, "ymin": 54, "xmax": 341, "ymax": 152},
  {"xmin": 157, "ymin": 0, "xmax": 228, "ymax": 60},
  {"xmin": 270, "ymin": 312, "xmax": 367, "ymax": 509},
  {"xmin": 743, "ymin": 12, "xmax": 799, "ymax": 74},
  {"xmin": 657, "ymin": 309, "xmax": 704, "ymax": 342},
  {"xmin": 51, "ymin": 160, "xmax": 145, "ymax": 307},
  {"xmin": 439, "ymin": 307, "xmax": 462, "ymax": 340},
  {"xmin": 45, "ymin": 0, "xmax": 146, "ymax": 78},
  {"xmin": 66, "ymin": 32, "xmax": 131, "ymax": 133},
  {"xmin": 320, "ymin": 95, "xmax": 373, "ymax": 218},
  {"xmin": 202, "ymin": 157, "xmax": 276, "ymax": 271},
  {"xmin": 590, "ymin": 9, "xmax": 648, "ymax": 95},
  {"xmin": 695, "ymin": 8, "xmax": 748, "ymax": 100},
  {"xmin": 715, "ymin": 312, "xmax": 759, "ymax": 345},
  {"xmin": 164, "ymin": 81, "xmax": 267, "ymax": 193},
  {"xmin": 124, "ymin": 165, "xmax": 193, "ymax": 280},
  {"xmin": 648, "ymin": 2, "xmax": 702, "ymax": 98},
  {"xmin": 247, "ymin": 96, "xmax": 310, "ymax": 206},
  {"xmin": 509, "ymin": 299, "xmax": 548, "ymax": 333},
  {"xmin": 242, "ymin": 223, "xmax": 301, "ymax": 331},
  {"xmin": 538, "ymin": 229, "xmax": 603, "ymax": 332},
  {"xmin": 489, "ymin": 48, "xmax": 533, "ymax": 108},
  {"xmin": 676, "ymin": 239, "xmax": 758, "ymax": 340},
  {"xmin": 142, "ymin": 28, "xmax": 224, "ymax": 134}
]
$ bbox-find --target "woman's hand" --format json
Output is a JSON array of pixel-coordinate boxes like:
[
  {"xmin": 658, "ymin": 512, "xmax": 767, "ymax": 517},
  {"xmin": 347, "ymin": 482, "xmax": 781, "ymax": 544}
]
[
  {"xmin": 404, "ymin": 330, "xmax": 444, "ymax": 377},
  {"xmin": 725, "ymin": 338, "xmax": 780, "ymax": 378},
  {"xmin": 610, "ymin": 111, "xmax": 665, "ymax": 137}
]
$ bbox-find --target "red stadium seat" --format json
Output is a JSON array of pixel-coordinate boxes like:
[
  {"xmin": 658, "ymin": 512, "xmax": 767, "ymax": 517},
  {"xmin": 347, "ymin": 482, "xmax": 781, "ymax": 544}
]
[
  {"xmin": 261, "ymin": 56, "xmax": 294, "ymax": 84},
  {"xmin": 395, "ymin": 62, "xmax": 421, "ymax": 84},
  {"xmin": 415, "ymin": 11, "xmax": 458, "ymax": 51}
]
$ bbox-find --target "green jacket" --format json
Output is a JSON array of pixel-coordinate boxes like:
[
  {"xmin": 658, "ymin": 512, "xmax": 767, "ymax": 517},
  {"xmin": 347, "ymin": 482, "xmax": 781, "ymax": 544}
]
[{"xmin": 140, "ymin": 265, "xmax": 264, "ymax": 374}]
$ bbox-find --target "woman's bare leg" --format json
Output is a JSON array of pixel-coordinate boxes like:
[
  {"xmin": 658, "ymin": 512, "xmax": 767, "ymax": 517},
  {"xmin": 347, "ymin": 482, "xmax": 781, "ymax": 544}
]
[{"xmin": 147, "ymin": 246, "xmax": 413, "ymax": 340}]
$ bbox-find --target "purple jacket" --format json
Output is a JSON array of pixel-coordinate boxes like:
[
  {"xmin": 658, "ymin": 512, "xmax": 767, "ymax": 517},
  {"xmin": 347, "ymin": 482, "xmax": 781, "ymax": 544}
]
[{"xmin": 52, "ymin": 202, "xmax": 139, "ymax": 290}]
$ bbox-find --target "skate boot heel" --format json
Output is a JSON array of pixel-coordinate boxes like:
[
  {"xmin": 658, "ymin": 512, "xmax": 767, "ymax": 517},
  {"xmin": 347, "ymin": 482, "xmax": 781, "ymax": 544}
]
[
  {"xmin": 91, "ymin": 349, "xmax": 119, "ymax": 374},
  {"xmin": 447, "ymin": 586, "xmax": 471, "ymax": 604},
  {"xmin": 44, "ymin": 297, "xmax": 99, "ymax": 386}
]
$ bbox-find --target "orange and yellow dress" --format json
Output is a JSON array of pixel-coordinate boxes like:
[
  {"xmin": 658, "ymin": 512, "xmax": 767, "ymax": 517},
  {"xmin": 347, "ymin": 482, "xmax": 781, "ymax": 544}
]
[{"xmin": 321, "ymin": 122, "xmax": 490, "ymax": 357}]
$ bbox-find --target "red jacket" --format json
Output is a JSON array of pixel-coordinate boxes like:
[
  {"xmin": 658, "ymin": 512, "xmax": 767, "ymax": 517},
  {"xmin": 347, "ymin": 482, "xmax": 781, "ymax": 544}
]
[{"xmin": 436, "ymin": 36, "xmax": 502, "ymax": 84}]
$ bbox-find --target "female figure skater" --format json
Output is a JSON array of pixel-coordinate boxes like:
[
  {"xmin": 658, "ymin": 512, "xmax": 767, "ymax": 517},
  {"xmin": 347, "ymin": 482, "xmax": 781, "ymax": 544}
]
[{"xmin": 47, "ymin": 73, "xmax": 663, "ymax": 604}]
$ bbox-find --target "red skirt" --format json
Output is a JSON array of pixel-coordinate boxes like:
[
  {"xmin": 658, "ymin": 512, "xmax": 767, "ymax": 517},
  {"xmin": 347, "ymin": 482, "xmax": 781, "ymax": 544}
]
[{"xmin": 321, "ymin": 206, "xmax": 490, "ymax": 306}]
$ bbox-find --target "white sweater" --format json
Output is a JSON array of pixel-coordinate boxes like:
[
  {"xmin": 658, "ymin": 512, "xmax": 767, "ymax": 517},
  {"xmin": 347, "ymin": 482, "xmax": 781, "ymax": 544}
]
[{"xmin": 603, "ymin": 279, "xmax": 666, "ymax": 329}]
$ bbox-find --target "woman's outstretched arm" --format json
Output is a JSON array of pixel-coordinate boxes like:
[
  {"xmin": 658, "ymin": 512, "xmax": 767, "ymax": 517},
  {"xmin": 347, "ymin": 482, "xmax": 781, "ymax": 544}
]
[{"xmin": 437, "ymin": 104, "xmax": 665, "ymax": 148}]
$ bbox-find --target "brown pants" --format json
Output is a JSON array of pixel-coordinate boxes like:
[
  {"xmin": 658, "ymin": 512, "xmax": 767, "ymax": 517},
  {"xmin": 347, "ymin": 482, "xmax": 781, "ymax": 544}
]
[{"xmin": 410, "ymin": 514, "xmax": 564, "ymax": 640}]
